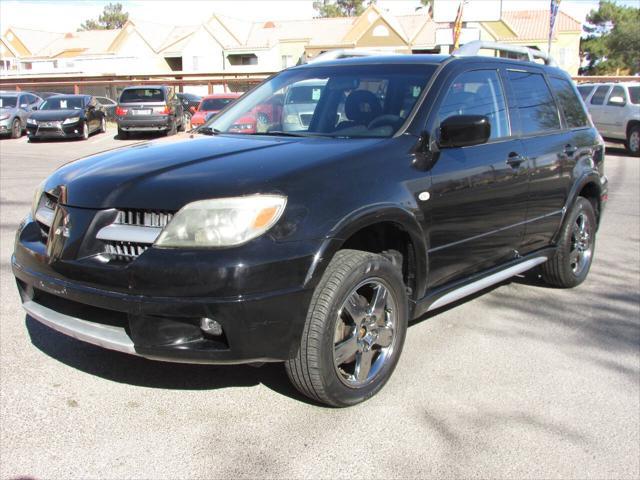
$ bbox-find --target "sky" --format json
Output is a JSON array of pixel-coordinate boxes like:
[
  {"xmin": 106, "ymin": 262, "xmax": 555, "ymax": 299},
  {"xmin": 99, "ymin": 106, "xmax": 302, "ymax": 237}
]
[{"xmin": 1, "ymin": 0, "xmax": 638, "ymax": 32}]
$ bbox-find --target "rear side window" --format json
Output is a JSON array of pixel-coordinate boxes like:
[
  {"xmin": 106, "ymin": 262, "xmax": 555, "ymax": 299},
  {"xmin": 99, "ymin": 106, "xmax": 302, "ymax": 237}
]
[
  {"xmin": 590, "ymin": 85, "xmax": 610, "ymax": 105},
  {"xmin": 120, "ymin": 88, "xmax": 165, "ymax": 103},
  {"xmin": 577, "ymin": 85, "xmax": 594, "ymax": 100},
  {"xmin": 629, "ymin": 87, "xmax": 640, "ymax": 105},
  {"xmin": 507, "ymin": 70, "xmax": 560, "ymax": 135},
  {"xmin": 549, "ymin": 77, "xmax": 589, "ymax": 129},
  {"xmin": 436, "ymin": 69, "xmax": 509, "ymax": 140}
]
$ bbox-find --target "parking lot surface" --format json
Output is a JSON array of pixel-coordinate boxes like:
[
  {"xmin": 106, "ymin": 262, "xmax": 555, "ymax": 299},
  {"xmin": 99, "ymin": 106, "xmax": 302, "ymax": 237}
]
[{"xmin": 1, "ymin": 128, "xmax": 638, "ymax": 479}]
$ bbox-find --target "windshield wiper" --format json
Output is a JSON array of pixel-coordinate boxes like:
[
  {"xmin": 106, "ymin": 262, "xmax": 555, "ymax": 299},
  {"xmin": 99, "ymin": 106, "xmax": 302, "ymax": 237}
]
[
  {"xmin": 197, "ymin": 126, "xmax": 221, "ymax": 136},
  {"xmin": 248, "ymin": 131, "xmax": 320, "ymax": 138}
]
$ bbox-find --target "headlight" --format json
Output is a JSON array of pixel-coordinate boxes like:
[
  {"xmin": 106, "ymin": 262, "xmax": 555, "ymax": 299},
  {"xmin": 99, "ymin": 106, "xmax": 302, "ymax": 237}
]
[
  {"xmin": 26, "ymin": 118, "xmax": 37, "ymax": 125},
  {"xmin": 31, "ymin": 180, "xmax": 45, "ymax": 217},
  {"xmin": 62, "ymin": 116, "xmax": 80, "ymax": 124},
  {"xmin": 0, "ymin": 113, "xmax": 9, "ymax": 121},
  {"xmin": 155, "ymin": 194, "xmax": 287, "ymax": 247}
]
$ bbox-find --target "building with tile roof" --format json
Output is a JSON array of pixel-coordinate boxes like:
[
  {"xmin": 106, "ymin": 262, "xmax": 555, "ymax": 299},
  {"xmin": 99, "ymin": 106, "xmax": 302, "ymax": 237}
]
[{"xmin": 0, "ymin": 4, "xmax": 583, "ymax": 79}]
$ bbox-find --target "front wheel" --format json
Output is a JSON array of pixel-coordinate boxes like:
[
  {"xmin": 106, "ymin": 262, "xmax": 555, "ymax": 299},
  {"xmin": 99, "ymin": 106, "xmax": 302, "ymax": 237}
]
[
  {"xmin": 626, "ymin": 125, "xmax": 640, "ymax": 157},
  {"xmin": 541, "ymin": 197, "xmax": 596, "ymax": 288},
  {"xmin": 117, "ymin": 127, "xmax": 128, "ymax": 140},
  {"xmin": 285, "ymin": 249, "xmax": 408, "ymax": 407},
  {"xmin": 99, "ymin": 116, "xmax": 106, "ymax": 133},
  {"xmin": 10, "ymin": 118, "xmax": 22, "ymax": 138},
  {"xmin": 80, "ymin": 121, "xmax": 89, "ymax": 140}
]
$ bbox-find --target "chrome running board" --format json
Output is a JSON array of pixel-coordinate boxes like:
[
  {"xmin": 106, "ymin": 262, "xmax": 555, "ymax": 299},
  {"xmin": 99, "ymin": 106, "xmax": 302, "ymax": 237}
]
[{"xmin": 427, "ymin": 256, "xmax": 548, "ymax": 312}]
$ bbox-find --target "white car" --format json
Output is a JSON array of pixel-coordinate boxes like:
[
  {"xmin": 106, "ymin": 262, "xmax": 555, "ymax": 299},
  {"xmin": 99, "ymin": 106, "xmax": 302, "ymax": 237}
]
[{"xmin": 577, "ymin": 82, "xmax": 640, "ymax": 156}]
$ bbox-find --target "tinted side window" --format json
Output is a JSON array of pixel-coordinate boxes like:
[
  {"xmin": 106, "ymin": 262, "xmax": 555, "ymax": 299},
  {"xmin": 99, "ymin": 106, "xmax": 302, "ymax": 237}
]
[
  {"xmin": 436, "ymin": 69, "xmax": 509, "ymax": 140},
  {"xmin": 507, "ymin": 70, "xmax": 560, "ymax": 135},
  {"xmin": 590, "ymin": 85, "xmax": 610, "ymax": 105},
  {"xmin": 550, "ymin": 77, "xmax": 589, "ymax": 129},
  {"xmin": 607, "ymin": 86, "xmax": 626, "ymax": 106},
  {"xmin": 577, "ymin": 85, "xmax": 594, "ymax": 100}
]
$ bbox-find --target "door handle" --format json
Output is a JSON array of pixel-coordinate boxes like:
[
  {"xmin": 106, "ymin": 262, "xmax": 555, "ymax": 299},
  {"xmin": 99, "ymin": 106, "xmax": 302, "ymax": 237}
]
[
  {"xmin": 564, "ymin": 144, "xmax": 578, "ymax": 156},
  {"xmin": 506, "ymin": 152, "xmax": 526, "ymax": 168}
]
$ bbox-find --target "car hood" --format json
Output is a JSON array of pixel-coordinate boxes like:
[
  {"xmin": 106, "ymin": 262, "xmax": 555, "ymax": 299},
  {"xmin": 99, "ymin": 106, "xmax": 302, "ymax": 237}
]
[
  {"xmin": 44, "ymin": 134, "xmax": 383, "ymax": 210},
  {"xmin": 31, "ymin": 109, "xmax": 83, "ymax": 121}
]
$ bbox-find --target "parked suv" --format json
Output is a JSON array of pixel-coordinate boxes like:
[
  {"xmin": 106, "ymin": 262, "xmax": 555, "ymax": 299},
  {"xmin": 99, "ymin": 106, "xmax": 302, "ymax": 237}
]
[
  {"xmin": 115, "ymin": 85, "xmax": 187, "ymax": 139},
  {"xmin": 577, "ymin": 82, "xmax": 640, "ymax": 156},
  {"xmin": 13, "ymin": 43, "xmax": 608, "ymax": 407}
]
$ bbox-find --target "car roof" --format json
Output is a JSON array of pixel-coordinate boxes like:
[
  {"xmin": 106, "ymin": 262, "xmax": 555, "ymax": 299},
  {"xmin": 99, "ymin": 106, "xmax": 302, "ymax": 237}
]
[
  {"xmin": 47, "ymin": 94, "xmax": 91, "ymax": 99},
  {"xmin": 122, "ymin": 85, "xmax": 168, "ymax": 90},
  {"xmin": 0, "ymin": 91, "xmax": 20, "ymax": 96}
]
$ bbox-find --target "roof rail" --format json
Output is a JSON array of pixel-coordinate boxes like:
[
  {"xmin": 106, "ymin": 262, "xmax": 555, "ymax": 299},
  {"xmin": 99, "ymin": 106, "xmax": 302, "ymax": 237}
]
[
  {"xmin": 452, "ymin": 41, "xmax": 557, "ymax": 67},
  {"xmin": 298, "ymin": 49, "xmax": 399, "ymax": 65}
]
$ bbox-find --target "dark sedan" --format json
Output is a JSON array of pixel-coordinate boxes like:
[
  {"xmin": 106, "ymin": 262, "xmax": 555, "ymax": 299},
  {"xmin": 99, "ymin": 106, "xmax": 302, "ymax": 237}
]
[{"xmin": 26, "ymin": 94, "xmax": 106, "ymax": 141}]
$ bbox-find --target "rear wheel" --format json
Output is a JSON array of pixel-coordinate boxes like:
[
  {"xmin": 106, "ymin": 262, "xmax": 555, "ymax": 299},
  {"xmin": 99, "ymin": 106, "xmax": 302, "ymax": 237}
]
[
  {"xmin": 285, "ymin": 249, "xmax": 408, "ymax": 407},
  {"xmin": 541, "ymin": 197, "xmax": 596, "ymax": 288},
  {"xmin": 117, "ymin": 127, "xmax": 128, "ymax": 140},
  {"xmin": 10, "ymin": 118, "xmax": 22, "ymax": 139},
  {"xmin": 626, "ymin": 125, "xmax": 640, "ymax": 157}
]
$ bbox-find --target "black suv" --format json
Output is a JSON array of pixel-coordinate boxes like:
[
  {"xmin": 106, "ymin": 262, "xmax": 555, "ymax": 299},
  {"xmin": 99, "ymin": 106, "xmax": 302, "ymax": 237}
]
[
  {"xmin": 115, "ymin": 85, "xmax": 187, "ymax": 139},
  {"xmin": 13, "ymin": 43, "xmax": 608, "ymax": 407}
]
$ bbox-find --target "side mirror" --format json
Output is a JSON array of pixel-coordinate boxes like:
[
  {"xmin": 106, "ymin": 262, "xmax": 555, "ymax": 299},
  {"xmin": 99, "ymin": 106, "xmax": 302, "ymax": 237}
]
[
  {"xmin": 608, "ymin": 95, "xmax": 625, "ymax": 106},
  {"xmin": 438, "ymin": 115, "xmax": 490, "ymax": 148}
]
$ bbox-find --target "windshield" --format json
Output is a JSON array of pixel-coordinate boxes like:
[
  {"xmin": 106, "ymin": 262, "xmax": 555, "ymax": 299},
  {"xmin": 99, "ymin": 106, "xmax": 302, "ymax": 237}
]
[
  {"xmin": 629, "ymin": 86, "xmax": 640, "ymax": 105},
  {"xmin": 205, "ymin": 64, "xmax": 436, "ymax": 138},
  {"xmin": 40, "ymin": 97, "xmax": 84, "ymax": 110},
  {"xmin": 120, "ymin": 88, "xmax": 164, "ymax": 103},
  {"xmin": 0, "ymin": 96, "xmax": 17, "ymax": 108},
  {"xmin": 200, "ymin": 98, "xmax": 235, "ymax": 111}
]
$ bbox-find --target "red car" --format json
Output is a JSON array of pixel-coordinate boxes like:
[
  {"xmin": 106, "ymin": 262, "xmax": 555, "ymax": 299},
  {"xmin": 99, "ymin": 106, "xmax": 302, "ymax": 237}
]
[
  {"xmin": 228, "ymin": 94, "xmax": 284, "ymax": 134},
  {"xmin": 191, "ymin": 93, "xmax": 242, "ymax": 127}
]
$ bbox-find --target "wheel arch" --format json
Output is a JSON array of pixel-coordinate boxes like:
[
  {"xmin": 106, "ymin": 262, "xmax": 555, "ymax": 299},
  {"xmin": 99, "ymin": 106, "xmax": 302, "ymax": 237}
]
[
  {"xmin": 303, "ymin": 205, "xmax": 428, "ymax": 303},
  {"xmin": 559, "ymin": 173, "xmax": 603, "ymax": 243},
  {"xmin": 626, "ymin": 119, "xmax": 640, "ymax": 139}
]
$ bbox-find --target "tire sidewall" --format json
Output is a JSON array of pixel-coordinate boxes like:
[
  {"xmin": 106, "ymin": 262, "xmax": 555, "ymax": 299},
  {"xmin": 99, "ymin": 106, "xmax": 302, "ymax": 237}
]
[
  {"xmin": 82, "ymin": 121, "xmax": 89, "ymax": 140},
  {"xmin": 558, "ymin": 197, "xmax": 597, "ymax": 286},
  {"xmin": 11, "ymin": 118, "xmax": 21, "ymax": 138},
  {"xmin": 316, "ymin": 256, "xmax": 408, "ymax": 406},
  {"xmin": 628, "ymin": 127, "xmax": 640, "ymax": 156}
]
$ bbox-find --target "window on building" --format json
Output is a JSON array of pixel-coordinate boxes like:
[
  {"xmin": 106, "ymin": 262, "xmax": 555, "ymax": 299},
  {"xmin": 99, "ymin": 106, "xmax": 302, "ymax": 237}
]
[
  {"xmin": 227, "ymin": 54, "xmax": 258, "ymax": 66},
  {"xmin": 282, "ymin": 55, "xmax": 294, "ymax": 69},
  {"xmin": 508, "ymin": 70, "xmax": 561, "ymax": 134}
]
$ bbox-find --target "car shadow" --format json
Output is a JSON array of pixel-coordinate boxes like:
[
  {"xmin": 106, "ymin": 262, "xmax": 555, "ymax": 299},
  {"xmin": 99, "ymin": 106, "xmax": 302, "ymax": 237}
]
[
  {"xmin": 605, "ymin": 145, "xmax": 632, "ymax": 157},
  {"xmin": 25, "ymin": 315, "xmax": 323, "ymax": 406}
]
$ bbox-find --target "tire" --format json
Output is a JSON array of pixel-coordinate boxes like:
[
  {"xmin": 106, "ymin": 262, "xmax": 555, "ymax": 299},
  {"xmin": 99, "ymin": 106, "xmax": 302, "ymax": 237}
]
[
  {"xmin": 117, "ymin": 127, "xmax": 128, "ymax": 140},
  {"xmin": 541, "ymin": 197, "xmax": 596, "ymax": 288},
  {"xmin": 10, "ymin": 118, "xmax": 22, "ymax": 139},
  {"xmin": 99, "ymin": 116, "xmax": 106, "ymax": 133},
  {"xmin": 626, "ymin": 125, "xmax": 640, "ymax": 157},
  {"xmin": 285, "ymin": 249, "xmax": 408, "ymax": 407},
  {"xmin": 81, "ymin": 121, "xmax": 89, "ymax": 140}
]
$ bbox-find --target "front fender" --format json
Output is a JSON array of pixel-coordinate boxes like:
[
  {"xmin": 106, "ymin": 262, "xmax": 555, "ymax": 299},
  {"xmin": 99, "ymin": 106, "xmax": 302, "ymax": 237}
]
[{"xmin": 303, "ymin": 204, "xmax": 428, "ymax": 300}]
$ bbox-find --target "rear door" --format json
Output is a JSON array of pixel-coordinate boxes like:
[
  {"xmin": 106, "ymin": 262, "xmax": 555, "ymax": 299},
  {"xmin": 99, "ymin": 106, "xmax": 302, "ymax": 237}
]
[
  {"xmin": 506, "ymin": 68, "xmax": 576, "ymax": 254},
  {"xmin": 426, "ymin": 66, "xmax": 530, "ymax": 288},
  {"xmin": 588, "ymin": 84, "xmax": 611, "ymax": 135},
  {"xmin": 601, "ymin": 85, "xmax": 628, "ymax": 141}
]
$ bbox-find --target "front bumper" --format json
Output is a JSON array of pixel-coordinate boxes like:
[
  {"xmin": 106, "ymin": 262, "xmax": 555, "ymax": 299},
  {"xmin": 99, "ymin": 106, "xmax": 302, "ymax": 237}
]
[
  {"xmin": 13, "ymin": 212, "xmax": 320, "ymax": 364},
  {"xmin": 26, "ymin": 121, "xmax": 83, "ymax": 138},
  {"xmin": 0, "ymin": 117, "xmax": 13, "ymax": 134},
  {"xmin": 117, "ymin": 116, "xmax": 172, "ymax": 132}
]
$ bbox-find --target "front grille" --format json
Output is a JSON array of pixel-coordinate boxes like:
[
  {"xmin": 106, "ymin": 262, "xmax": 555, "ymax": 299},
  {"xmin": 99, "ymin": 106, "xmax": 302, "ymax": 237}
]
[
  {"xmin": 101, "ymin": 209, "xmax": 174, "ymax": 262},
  {"xmin": 34, "ymin": 193, "xmax": 57, "ymax": 240},
  {"xmin": 104, "ymin": 241, "xmax": 150, "ymax": 259},
  {"xmin": 115, "ymin": 210, "xmax": 174, "ymax": 228}
]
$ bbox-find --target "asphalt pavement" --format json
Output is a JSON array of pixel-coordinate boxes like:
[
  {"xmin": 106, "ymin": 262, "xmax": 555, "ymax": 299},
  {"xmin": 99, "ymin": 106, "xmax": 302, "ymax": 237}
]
[{"xmin": 0, "ymin": 128, "xmax": 638, "ymax": 479}]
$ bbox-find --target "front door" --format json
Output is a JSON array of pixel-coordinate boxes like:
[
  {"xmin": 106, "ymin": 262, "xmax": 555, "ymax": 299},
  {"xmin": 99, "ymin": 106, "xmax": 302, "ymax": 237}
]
[{"xmin": 425, "ymin": 67, "xmax": 530, "ymax": 288}]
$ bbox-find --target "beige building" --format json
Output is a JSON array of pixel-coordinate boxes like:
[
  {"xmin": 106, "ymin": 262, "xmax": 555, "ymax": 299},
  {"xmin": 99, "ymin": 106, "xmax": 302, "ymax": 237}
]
[{"xmin": 0, "ymin": 4, "xmax": 583, "ymax": 79}]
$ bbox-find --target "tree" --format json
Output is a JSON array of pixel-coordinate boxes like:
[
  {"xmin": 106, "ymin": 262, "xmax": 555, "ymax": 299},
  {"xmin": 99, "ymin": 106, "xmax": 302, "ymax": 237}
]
[
  {"xmin": 416, "ymin": 0, "xmax": 433, "ymax": 14},
  {"xmin": 313, "ymin": 0, "xmax": 376, "ymax": 17},
  {"xmin": 580, "ymin": 0, "xmax": 640, "ymax": 75},
  {"xmin": 78, "ymin": 3, "xmax": 129, "ymax": 31}
]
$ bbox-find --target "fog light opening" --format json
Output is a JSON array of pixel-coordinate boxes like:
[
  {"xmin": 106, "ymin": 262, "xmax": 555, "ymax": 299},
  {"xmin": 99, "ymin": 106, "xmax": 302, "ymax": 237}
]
[{"xmin": 200, "ymin": 317, "xmax": 223, "ymax": 336}]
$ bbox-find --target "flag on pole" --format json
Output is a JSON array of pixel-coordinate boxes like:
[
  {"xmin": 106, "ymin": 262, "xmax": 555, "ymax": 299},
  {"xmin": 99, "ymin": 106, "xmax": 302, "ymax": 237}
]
[
  {"xmin": 548, "ymin": 0, "xmax": 561, "ymax": 55},
  {"xmin": 452, "ymin": 1, "xmax": 466, "ymax": 50}
]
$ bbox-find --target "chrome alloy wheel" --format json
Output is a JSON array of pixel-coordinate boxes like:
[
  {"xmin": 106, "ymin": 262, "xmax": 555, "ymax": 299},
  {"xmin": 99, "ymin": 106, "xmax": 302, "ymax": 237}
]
[
  {"xmin": 82, "ymin": 122, "xmax": 89, "ymax": 139},
  {"xmin": 570, "ymin": 212, "xmax": 592, "ymax": 275},
  {"xmin": 333, "ymin": 279, "xmax": 398, "ymax": 388}
]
